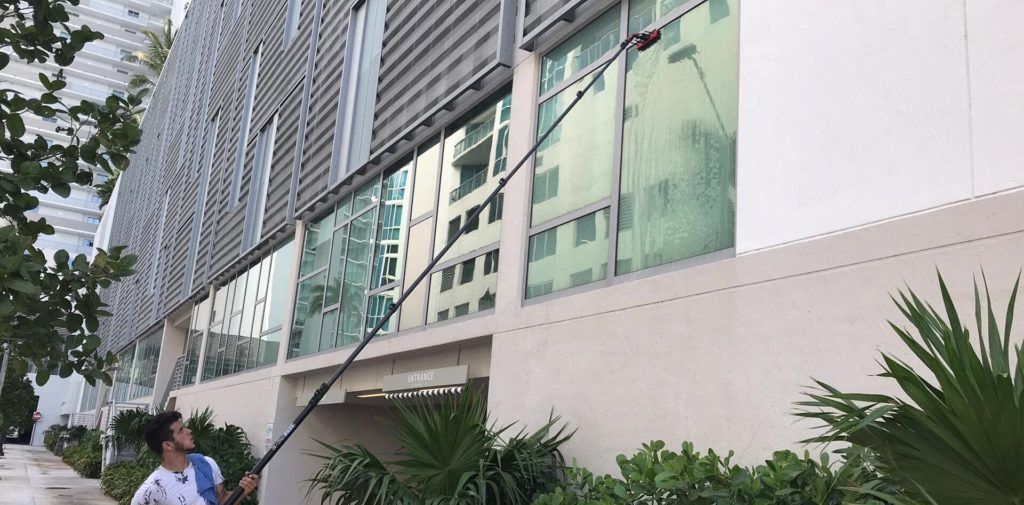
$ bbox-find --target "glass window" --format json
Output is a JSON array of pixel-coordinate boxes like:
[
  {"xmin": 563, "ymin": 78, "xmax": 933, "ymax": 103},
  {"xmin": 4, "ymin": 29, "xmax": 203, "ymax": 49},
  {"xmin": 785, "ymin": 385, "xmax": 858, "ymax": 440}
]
[
  {"xmin": 242, "ymin": 116, "xmax": 277, "ymax": 251},
  {"xmin": 264, "ymin": 239, "xmax": 296, "ymax": 331},
  {"xmin": 539, "ymin": 7, "xmax": 619, "ymax": 95},
  {"xmin": 182, "ymin": 297, "xmax": 211, "ymax": 387},
  {"xmin": 464, "ymin": 205, "xmax": 480, "ymax": 233},
  {"xmin": 365, "ymin": 287, "xmax": 399, "ymax": 335},
  {"xmin": 428, "ymin": 249, "xmax": 497, "ymax": 323},
  {"xmin": 284, "ymin": 0, "xmax": 301, "ymax": 44},
  {"xmin": 532, "ymin": 64, "xmax": 617, "ymax": 226},
  {"xmin": 459, "ymin": 258, "xmax": 475, "ymax": 285},
  {"xmin": 527, "ymin": 209, "xmax": 610, "ymax": 298},
  {"xmin": 300, "ymin": 216, "xmax": 333, "ymax": 276},
  {"xmin": 433, "ymin": 93, "xmax": 510, "ymax": 259},
  {"xmin": 488, "ymin": 193, "xmax": 503, "ymax": 224},
  {"xmin": 232, "ymin": 46, "xmax": 261, "ymax": 204},
  {"xmin": 289, "ymin": 271, "xmax": 327, "ymax": 358},
  {"xmin": 616, "ymin": 0, "xmax": 738, "ymax": 273},
  {"xmin": 371, "ymin": 165, "xmax": 411, "ymax": 289},
  {"xmin": 324, "ymin": 225, "xmax": 349, "ymax": 307},
  {"xmin": 334, "ymin": 0, "xmax": 387, "ymax": 177},
  {"xmin": 336, "ymin": 209, "xmax": 376, "ymax": 346},
  {"xmin": 483, "ymin": 250, "xmax": 499, "ymax": 275}
]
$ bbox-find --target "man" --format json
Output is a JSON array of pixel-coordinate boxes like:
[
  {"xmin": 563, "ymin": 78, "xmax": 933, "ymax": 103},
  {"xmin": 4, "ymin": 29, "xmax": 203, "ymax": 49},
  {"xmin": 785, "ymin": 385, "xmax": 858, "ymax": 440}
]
[{"xmin": 132, "ymin": 411, "xmax": 259, "ymax": 505}]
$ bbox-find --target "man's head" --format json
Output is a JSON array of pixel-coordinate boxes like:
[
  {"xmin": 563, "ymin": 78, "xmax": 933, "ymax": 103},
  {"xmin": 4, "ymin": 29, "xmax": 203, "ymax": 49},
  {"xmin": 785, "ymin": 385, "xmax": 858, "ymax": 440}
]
[{"xmin": 144, "ymin": 411, "xmax": 195, "ymax": 456}]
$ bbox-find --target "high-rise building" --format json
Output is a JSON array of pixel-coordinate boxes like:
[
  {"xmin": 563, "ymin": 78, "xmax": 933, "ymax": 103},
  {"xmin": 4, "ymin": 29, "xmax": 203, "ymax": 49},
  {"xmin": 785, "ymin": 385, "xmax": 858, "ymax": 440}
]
[
  {"xmin": 1, "ymin": 0, "xmax": 173, "ymax": 445},
  {"xmin": 78, "ymin": 0, "xmax": 1023, "ymax": 502},
  {"xmin": 2, "ymin": 0, "xmax": 173, "ymax": 260}
]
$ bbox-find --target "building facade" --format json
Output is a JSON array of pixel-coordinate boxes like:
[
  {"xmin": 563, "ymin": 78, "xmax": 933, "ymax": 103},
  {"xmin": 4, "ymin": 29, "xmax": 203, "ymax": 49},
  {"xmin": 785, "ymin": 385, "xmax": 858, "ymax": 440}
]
[{"xmin": 80, "ymin": 0, "xmax": 1023, "ymax": 502}]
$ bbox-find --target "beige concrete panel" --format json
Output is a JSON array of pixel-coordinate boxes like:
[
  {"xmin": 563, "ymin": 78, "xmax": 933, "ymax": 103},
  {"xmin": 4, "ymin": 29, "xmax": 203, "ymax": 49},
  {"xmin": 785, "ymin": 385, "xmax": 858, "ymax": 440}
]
[
  {"xmin": 264, "ymin": 403, "xmax": 400, "ymax": 504},
  {"xmin": 172, "ymin": 376, "xmax": 280, "ymax": 458},
  {"xmin": 392, "ymin": 348, "xmax": 460, "ymax": 374},
  {"xmin": 399, "ymin": 219, "xmax": 434, "ymax": 330},
  {"xmin": 458, "ymin": 341, "xmax": 492, "ymax": 379},
  {"xmin": 489, "ymin": 229, "xmax": 1024, "ymax": 472},
  {"xmin": 153, "ymin": 319, "xmax": 188, "ymax": 409},
  {"xmin": 410, "ymin": 142, "xmax": 441, "ymax": 219},
  {"xmin": 736, "ymin": 0, "xmax": 973, "ymax": 252},
  {"xmin": 965, "ymin": 0, "xmax": 1024, "ymax": 195}
]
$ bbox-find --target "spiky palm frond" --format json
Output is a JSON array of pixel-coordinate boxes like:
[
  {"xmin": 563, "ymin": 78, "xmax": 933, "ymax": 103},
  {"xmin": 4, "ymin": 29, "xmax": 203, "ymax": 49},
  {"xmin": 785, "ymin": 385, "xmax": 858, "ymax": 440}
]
[
  {"xmin": 306, "ymin": 391, "xmax": 572, "ymax": 505},
  {"xmin": 798, "ymin": 272, "xmax": 1024, "ymax": 505},
  {"xmin": 122, "ymin": 18, "xmax": 174, "ymax": 94},
  {"xmin": 109, "ymin": 408, "xmax": 154, "ymax": 452}
]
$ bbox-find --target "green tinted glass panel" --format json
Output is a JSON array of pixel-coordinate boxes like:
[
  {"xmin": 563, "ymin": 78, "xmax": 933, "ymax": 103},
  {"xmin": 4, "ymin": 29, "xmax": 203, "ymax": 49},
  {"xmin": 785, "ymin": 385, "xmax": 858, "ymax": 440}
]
[
  {"xmin": 617, "ymin": 1, "xmax": 737, "ymax": 274},
  {"xmin": 259, "ymin": 328, "xmax": 282, "ymax": 366},
  {"xmin": 337, "ymin": 209, "xmax": 376, "ymax": 347},
  {"xmin": 353, "ymin": 176, "xmax": 381, "ymax": 212},
  {"xmin": 533, "ymin": 65, "xmax": 617, "ymax": 226},
  {"xmin": 264, "ymin": 239, "xmax": 295, "ymax": 330},
  {"xmin": 540, "ymin": 8, "xmax": 619, "ymax": 95},
  {"xmin": 427, "ymin": 250, "xmax": 497, "ymax": 323},
  {"xmin": 526, "ymin": 209, "xmax": 610, "ymax": 298},
  {"xmin": 366, "ymin": 287, "xmax": 399, "ymax": 334},
  {"xmin": 324, "ymin": 225, "xmax": 349, "ymax": 307},
  {"xmin": 628, "ymin": 0, "xmax": 685, "ymax": 32},
  {"xmin": 288, "ymin": 271, "xmax": 327, "ymax": 358},
  {"xmin": 335, "ymin": 193, "xmax": 354, "ymax": 226},
  {"xmin": 300, "ymin": 215, "xmax": 333, "ymax": 276}
]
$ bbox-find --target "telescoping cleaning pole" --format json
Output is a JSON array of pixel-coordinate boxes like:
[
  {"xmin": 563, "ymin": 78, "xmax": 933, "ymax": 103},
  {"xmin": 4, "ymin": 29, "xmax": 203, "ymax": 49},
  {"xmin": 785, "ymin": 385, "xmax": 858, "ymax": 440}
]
[{"xmin": 224, "ymin": 28, "xmax": 661, "ymax": 505}]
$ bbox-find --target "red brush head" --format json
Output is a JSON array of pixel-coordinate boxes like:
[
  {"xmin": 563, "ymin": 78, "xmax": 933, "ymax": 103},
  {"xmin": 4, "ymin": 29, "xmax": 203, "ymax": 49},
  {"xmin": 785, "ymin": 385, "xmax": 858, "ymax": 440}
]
[{"xmin": 635, "ymin": 29, "xmax": 662, "ymax": 51}]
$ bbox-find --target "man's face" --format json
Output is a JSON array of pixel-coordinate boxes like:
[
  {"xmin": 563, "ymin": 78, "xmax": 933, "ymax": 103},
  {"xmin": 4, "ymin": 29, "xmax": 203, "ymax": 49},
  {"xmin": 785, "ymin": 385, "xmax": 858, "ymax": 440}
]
[{"xmin": 165, "ymin": 420, "xmax": 195, "ymax": 453}]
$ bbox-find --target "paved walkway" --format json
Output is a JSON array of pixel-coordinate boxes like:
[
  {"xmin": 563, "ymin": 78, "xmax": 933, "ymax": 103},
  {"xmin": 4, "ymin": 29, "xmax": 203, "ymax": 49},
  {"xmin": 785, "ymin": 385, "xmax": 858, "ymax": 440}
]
[{"xmin": 0, "ymin": 445, "xmax": 114, "ymax": 505}]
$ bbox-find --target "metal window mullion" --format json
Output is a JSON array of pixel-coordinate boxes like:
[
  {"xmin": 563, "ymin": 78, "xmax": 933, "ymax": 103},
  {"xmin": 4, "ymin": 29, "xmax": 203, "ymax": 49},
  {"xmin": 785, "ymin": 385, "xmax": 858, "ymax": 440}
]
[
  {"xmin": 527, "ymin": 198, "xmax": 612, "ymax": 236},
  {"xmin": 430, "ymin": 242, "xmax": 500, "ymax": 273},
  {"xmin": 607, "ymin": 0, "xmax": 630, "ymax": 280},
  {"xmin": 296, "ymin": 265, "xmax": 329, "ymax": 284}
]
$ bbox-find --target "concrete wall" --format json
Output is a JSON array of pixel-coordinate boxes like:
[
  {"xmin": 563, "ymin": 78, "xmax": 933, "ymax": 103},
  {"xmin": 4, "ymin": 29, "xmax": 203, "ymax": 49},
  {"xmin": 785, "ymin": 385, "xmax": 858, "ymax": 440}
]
[
  {"xmin": 26, "ymin": 374, "xmax": 79, "ymax": 446},
  {"xmin": 488, "ymin": 188, "xmax": 1024, "ymax": 471},
  {"xmin": 735, "ymin": 0, "xmax": 1024, "ymax": 253}
]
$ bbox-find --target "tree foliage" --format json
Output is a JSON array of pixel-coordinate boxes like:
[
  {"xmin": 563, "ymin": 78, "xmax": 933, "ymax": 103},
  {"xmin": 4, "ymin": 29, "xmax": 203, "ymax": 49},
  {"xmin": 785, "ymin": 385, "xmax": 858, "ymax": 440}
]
[
  {"xmin": 0, "ymin": 355, "xmax": 36, "ymax": 435},
  {"xmin": 1, "ymin": 0, "xmax": 143, "ymax": 386},
  {"xmin": 121, "ymin": 17, "xmax": 174, "ymax": 95}
]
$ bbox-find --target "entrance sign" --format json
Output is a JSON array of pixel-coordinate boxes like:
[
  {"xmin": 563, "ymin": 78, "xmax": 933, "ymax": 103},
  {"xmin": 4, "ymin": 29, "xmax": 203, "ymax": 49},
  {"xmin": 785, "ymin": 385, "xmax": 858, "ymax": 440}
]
[{"xmin": 382, "ymin": 365, "xmax": 468, "ymax": 392}]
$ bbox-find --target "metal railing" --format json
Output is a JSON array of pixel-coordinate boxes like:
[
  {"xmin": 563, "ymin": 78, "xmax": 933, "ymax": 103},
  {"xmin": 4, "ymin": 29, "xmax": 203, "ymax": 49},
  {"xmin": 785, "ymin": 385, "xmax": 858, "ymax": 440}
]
[
  {"xmin": 449, "ymin": 169, "xmax": 487, "ymax": 203},
  {"xmin": 452, "ymin": 120, "xmax": 494, "ymax": 160}
]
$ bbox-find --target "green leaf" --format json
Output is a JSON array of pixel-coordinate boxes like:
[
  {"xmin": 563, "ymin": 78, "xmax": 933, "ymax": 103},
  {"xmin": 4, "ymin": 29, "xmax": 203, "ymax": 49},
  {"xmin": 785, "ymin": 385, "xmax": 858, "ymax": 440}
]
[
  {"xmin": 6, "ymin": 113, "xmax": 26, "ymax": 138},
  {"xmin": 4, "ymin": 277, "xmax": 41, "ymax": 295}
]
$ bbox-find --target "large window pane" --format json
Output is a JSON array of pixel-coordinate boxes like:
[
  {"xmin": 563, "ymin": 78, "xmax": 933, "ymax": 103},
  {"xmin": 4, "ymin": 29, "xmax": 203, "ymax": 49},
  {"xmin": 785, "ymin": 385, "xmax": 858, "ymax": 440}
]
[
  {"xmin": 337, "ymin": 209, "xmax": 376, "ymax": 347},
  {"xmin": 428, "ymin": 250, "xmax": 498, "ymax": 323},
  {"xmin": 434, "ymin": 94, "xmax": 510, "ymax": 260},
  {"xmin": 264, "ymin": 239, "xmax": 295, "ymax": 330},
  {"xmin": 527, "ymin": 209, "xmax": 610, "ymax": 298},
  {"xmin": 289, "ymin": 271, "xmax": 327, "ymax": 358},
  {"xmin": 300, "ymin": 215, "xmax": 333, "ymax": 276},
  {"xmin": 617, "ymin": 1, "xmax": 738, "ymax": 274},
  {"xmin": 366, "ymin": 287, "xmax": 399, "ymax": 335},
  {"xmin": 539, "ymin": 8, "xmax": 619, "ymax": 95},
  {"xmin": 372, "ymin": 165, "xmax": 411, "ymax": 289},
  {"xmin": 324, "ymin": 225, "xmax": 349, "ymax": 307},
  {"xmin": 183, "ymin": 297, "xmax": 210, "ymax": 386},
  {"xmin": 532, "ymin": 64, "xmax": 618, "ymax": 226}
]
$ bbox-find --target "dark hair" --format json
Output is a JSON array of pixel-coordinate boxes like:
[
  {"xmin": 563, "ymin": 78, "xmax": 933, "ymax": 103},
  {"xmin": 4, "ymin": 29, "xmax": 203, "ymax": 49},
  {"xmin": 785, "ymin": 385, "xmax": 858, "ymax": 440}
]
[{"xmin": 144, "ymin": 411, "xmax": 183, "ymax": 455}]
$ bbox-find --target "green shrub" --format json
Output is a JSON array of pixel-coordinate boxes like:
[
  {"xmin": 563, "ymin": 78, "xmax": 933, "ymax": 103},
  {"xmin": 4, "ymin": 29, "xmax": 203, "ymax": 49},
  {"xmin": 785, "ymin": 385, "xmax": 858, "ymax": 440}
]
[
  {"xmin": 533, "ymin": 441, "xmax": 906, "ymax": 505},
  {"xmin": 61, "ymin": 429, "xmax": 102, "ymax": 478},
  {"xmin": 43, "ymin": 424, "xmax": 67, "ymax": 453},
  {"xmin": 187, "ymin": 409, "xmax": 259, "ymax": 505},
  {"xmin": 102, "ymin": 461, "xmax": 154, "ymax": 505}
]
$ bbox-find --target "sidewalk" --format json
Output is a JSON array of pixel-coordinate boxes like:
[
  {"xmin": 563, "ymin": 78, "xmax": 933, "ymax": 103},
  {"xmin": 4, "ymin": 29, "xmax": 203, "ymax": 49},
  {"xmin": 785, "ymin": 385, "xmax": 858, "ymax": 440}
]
[{"xmin": 0, "ymin": 444, "xmax": 114, "ymax": 505}]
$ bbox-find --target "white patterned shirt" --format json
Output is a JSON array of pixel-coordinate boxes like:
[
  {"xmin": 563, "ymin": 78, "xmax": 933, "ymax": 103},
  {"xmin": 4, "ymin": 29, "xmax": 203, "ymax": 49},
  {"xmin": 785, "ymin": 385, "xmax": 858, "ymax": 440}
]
[{"xmin": 130, "ymin": 456, "xmax": 224, "ymax": 505}]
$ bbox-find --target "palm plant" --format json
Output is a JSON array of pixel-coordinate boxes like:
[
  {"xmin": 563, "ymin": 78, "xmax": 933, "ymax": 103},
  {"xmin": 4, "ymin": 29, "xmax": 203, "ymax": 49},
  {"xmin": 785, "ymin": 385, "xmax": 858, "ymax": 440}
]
[
  {"xmin": 799, "ymin": 272, "xmax": 1024, "ymax": 505},
  {"xmin": 306, "ymin": 391, "xmax": 573, "ymax": 505},
  {"xmin": 109, "ymin": 408, "xmax": 154, "ymax": 452},
  {"xmin": 121, "ymin": 18, "xmax": 175, "ymax": 95}
]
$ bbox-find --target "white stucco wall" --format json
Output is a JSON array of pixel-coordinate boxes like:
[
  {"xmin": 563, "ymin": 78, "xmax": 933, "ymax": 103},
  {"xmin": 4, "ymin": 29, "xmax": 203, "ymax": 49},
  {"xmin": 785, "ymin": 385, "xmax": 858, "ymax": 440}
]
[
  {"xmin": 26, "ymin": 374, "xmax": 79, "ymax": 446},
  {"xmin": 735, "ymin": 0, "xmax": 1024, "ymax": 253}
]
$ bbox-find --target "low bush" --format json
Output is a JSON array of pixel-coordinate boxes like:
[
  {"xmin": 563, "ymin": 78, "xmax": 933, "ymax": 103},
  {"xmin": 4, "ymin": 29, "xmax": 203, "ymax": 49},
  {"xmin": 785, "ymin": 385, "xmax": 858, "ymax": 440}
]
[
  {"xmin": 101, "ymin": 461, "xmax": 153, "ymax": 505},
  {"xmin": 533, "ymin": 441, "xmax": 907, "ymax": 505},
  {"xmin": 61, "ymin": 429, "xmax": 102, "ymax": 478},
  {"xmin": 43, "ymin": 424, "xmax": 67, "ymax": 453}
]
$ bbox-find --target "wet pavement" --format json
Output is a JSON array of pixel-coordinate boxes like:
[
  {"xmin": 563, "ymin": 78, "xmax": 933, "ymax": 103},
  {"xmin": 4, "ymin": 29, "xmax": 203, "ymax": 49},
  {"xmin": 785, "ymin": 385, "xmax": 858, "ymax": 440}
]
[{"xmin": 0, "ymin": 444, "xmax": 114, "ymax": 505}]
